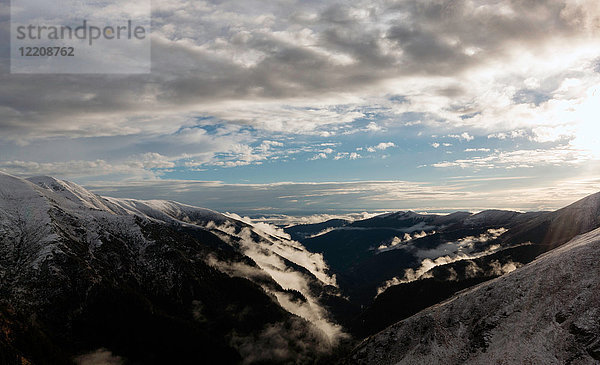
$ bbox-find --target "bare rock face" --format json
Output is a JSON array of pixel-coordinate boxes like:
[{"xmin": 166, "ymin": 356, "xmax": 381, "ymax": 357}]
[{"xmin": 349, "ymin": 227, "xmax": 600, "ymax": 365}]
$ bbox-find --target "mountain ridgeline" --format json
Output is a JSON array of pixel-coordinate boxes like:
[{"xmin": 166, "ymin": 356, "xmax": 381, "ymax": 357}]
[
  {"xmin": 0, "ymin": 172, "xmax": 348, "ymax": 364},
  {"xmin": 0, "ymin": 171, "xmax": 599, "ymax": 364},
  {"xmin": 349, "ymin": 226, "xmax": 600, "ymax": 364},
  {"xmin": 285, "ymin": 192, "xmax": 600, "ymax": 338}
]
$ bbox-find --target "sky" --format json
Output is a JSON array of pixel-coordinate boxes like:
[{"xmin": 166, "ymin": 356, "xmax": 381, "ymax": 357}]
[{"xmin": 1, "ymin": 0, "xmax": 600, "ymax": 216}]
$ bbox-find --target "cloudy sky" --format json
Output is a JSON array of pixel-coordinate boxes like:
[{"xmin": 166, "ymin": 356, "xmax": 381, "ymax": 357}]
[{"xmin": 1, "ymin": 0, "xmax": 600, "ymax": 216}]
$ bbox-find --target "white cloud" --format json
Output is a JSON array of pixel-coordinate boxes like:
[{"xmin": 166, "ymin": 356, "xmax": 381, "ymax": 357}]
[
  {"xmin": 529, "ymin": 126, "xmax": 574, "ymax": 143},
  {"xmin": 488, "ymin": 130, "xmax": 527, "ymax": 140},
  {"xmin": 0, "ymin": 159, "xmax": 160, "ymax": 181},
  {"xmin": 448, "ymin": 133, "xmax": 474, "ymax": 142},
  {"xmin": 1, "ymin": 0, "xmax": 599, "ymax": 149},
  {"xmin": 203, "ymin": 219, "xmax": 345, "ymax": 344},
  {"xmin": 309, "ymin": 153, "xmax": 328, "ymax": 161},
  {"xmin": 251, "ymin": 212, "xmax": 383, "ymax": 227},
  {"xmin": 432, "ymin": 146, "xmax": 595, "ymax": 169},
  {"xmin": 81, "ymin": 174, "xmax": 600, "ymax": 216},
  {"xmin": 365, "ymin": 122, "xmax": 383, "ymax": 132},
  {"xmin": 367, "ymin": 142, "xmax": 396, "ymax": 151},
  {"xmin": 134, "ymin": 153, "xmax": 176, "ymax": 169},
  {"xmin": 259, "ymin": 140, "xmax": 284, "ymax": 152},
  {"xmin": 332, "ymin": 152, "xmax": 361, "ymax": 160},
  {"xmin": 377, "ymin": 228, "xmax": 511, "ymax": 294}
]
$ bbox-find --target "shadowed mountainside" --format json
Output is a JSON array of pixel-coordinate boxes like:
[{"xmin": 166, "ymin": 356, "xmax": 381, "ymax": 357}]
[{"xmin": 349, "ymin": 227, "xmax": 600, "ymax": 364}]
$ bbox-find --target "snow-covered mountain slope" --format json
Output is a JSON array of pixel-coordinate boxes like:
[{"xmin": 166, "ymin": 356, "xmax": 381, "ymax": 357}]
[
  {"xmin": 0, "ymin": 172, "xmax": 346, "ymax": 364},
  {"xmin": 26, "ymin": 175, "xmax": 116, "ymax": 212},
  {"xmin": 349, "ymin": 227, "xmax": 600, "ymax": 365},
  {"xmin": 24, "ymin": 174, "xmax": 335, "ymax": 289},
  {"xmin": 349, "ymin": 211, "xmax": 472, "ymax": 231},
  {"xmin": 26, "ymin": 175, "xmax": 232, "ymax": 226},
  {"xmin": 462, "ymin": 209, "xmax": 542, "ymax": 228},
  {"xmin": 500, "ymin": 191, "xmax": 600, "ymax": 248}
]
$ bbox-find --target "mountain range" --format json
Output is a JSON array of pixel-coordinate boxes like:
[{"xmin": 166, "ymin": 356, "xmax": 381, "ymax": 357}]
[
  {"xmin": 0, "ymin": 172, "xmax": 348, "ymax": 364},
  {"xmin": 349, "ymin": 226, "xmax": 600, "ymax": 364},
  {"xmin": 0, "ymin": 171, "xmax": 599, "ymax": 364}
]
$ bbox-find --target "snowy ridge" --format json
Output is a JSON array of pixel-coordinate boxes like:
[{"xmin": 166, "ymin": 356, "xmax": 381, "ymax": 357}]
[
  {"xmin": 26, "ymin": 175, "xmax": 115, "ymax": 212},
  {"xmin": 102, "ymin": 197, "xmax": 231, "ymax": 227},
  {"xmin": 1, "ymin": 172, "xmax": 344, "ymax": 348},
  {"xmin": 462, "ymin": 210, "xmax": 521, "ymax": 226},
  {"xmin": 26, "ymin": 175, "xmax": 232, "ymax": 228},
  {"xmin": 0, "ymin": 172, "xmax": 347, "ymax": 363},
  {"xmin": 23, "ymin": 173, "xmax": 337, "ymax": 285},
  {"xmin": 0, "ymin": 173, "xmax": 59, "ymax": 274},
  {"xmin": 497, "ymin": 191, "xmax": 600, "ymax": 249},
  {"xmin": 350, "ymin": 227, "xmax": 600, "ymax": 364}
]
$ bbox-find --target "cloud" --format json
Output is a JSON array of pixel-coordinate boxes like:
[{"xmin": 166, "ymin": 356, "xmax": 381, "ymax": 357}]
[
  {"xmin": 75, "ymin": 349, "xmax": 123, "ymax": 365},
  {"xmin": 488, "ymin": 130, "xmax": 527, "ymax": 140},
  {"xmin": 376, "ymin": 228, "xmax": 510, "ymax": 294},
  {"xmin": 307, "ymin": 227, "xmax": 341, "ymax": 239},
  {"xmin": 309, "ymin": 152, "xmax": 328, "ymax": 161},
  {"xmin": 1, "ymin": 0, "xmax": 600, "ymax": 196},
  {"xmin": 377, "ymin": 230, "xmax": 433, "ymax": 251},
  {"xmin": 229, "ymin": 318, "xmax": 330, "ymax": 365},
  {"xmin": 365, "ymin": 122, "xmax": 383, "ymax": 132},
  {"xmin": 81, "ymin": 174, "xmax": 600, "ymax": 216},
  {"xmin": 253, "ymin": 212, "xmax": 382, "ymax": 227},
  {"xmin": 1, "ymin": 129, "xmax": 348, "ymax": 180},
  {"xmin": 203, "ymin": 219, "xmax": 345, "ymax": 344},
  {"xmin": 529, "ymin": 125, "xmax": 574, "ymax": 143},
  {"xmin": 412, "ymin": 228, "xmax": 508, "ymax": 260},
  {"xmin": 488, "ymin": 260, "xmax": 522, "ymax": 276},
  {"xmin": 224, "ymin": 213, "xmax": 292, "ymax": 240},
  {"xmin": 432, "ymin": 146, "xmax": 595, "ymax": 169},
  {"xmin": 134, "ymin": 153, "xmax": 177, "ymax": 169},
  {"xmin": 1, "ymin": 0, "xmax": 599, "ymax": 146},
  {"xmin": 0, "ymin": 159, "xmax": 160, "ymax": 181},
  {"xmin": 366, "ymin": 142, "xmax": 396, "ymax": 153},
  {"xmin": 258, "ymin": 140, "xmax": 284, "ymax": 152},
  {"xmin": 448, "ymin": 133, "xmax": 474, "ymax": 142}
]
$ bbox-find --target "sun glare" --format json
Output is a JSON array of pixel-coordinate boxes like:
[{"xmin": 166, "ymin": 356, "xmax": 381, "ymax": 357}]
[{"xmin": 570, "ymin": 87, "xmax": 600, "ymax": 158}]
